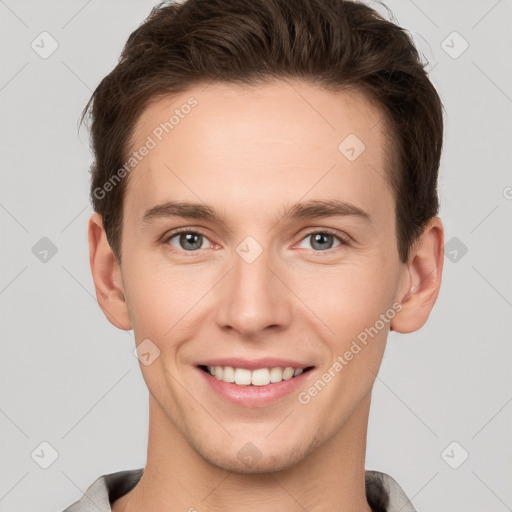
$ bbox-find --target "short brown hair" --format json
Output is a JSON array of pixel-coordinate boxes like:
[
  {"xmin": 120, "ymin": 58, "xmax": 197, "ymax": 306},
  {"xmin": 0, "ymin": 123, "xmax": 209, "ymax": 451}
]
[{"xmin": 81, "ymin": 0, "xmax": 443, "ymax": 264}]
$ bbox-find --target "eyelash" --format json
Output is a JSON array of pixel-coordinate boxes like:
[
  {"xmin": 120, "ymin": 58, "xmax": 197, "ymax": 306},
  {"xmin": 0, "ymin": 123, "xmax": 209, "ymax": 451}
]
[
  {"xmin": 298, "ymin": 228, "xmax": 351, "ymax": 252},
  {"xmin": 163, "ymin": 227, "xmax": 351, "ymax": 255}
]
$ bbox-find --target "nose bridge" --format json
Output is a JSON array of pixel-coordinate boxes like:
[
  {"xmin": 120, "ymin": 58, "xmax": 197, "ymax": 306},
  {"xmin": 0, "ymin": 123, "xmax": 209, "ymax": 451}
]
[{"xmin": 215, "ymin": 238, "xmax": 291, "ymax": 336}]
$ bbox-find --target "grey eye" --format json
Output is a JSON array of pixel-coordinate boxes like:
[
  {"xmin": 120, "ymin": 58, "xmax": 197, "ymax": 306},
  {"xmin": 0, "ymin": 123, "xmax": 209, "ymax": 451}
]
[
  {"xmin": 299, "ymin": 232, "xmax": 342, "ymax": 251},
  {"xmin": 169, "ymin": 232, "xmax": 208, "ymax": 251}
]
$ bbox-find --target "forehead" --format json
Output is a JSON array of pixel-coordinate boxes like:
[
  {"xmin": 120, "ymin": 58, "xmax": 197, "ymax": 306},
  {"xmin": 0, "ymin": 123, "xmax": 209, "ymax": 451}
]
[{"xmin": 124, "ymin": 80, "xmax": 393, "ymax": 224}]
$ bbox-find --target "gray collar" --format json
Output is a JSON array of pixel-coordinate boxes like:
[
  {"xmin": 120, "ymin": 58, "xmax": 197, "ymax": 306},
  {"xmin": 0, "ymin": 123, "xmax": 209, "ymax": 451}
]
[{"xmin": 63, "ymin": 468, "xmax": 416, "ymax": 512}]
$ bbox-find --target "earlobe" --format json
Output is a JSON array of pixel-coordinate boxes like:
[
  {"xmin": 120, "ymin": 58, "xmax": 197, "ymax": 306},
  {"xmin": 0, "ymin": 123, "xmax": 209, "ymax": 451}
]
[
  {"xmin": 88, "ymin": 212, "xmax": 132, "ymax": 330},
  {"xmin": 391, "ymin": 217, "xmax": 444, "ymax": 334}
]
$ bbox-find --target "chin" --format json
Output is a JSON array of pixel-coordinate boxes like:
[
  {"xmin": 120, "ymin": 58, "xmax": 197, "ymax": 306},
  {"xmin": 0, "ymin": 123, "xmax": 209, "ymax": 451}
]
[
  {"xmin": 211, "ymin": 451, "xmax": 305, "ymax": 474},
  {"xmin": 195, "ymin": 435, "xmax": 318, "ymax": 475}
]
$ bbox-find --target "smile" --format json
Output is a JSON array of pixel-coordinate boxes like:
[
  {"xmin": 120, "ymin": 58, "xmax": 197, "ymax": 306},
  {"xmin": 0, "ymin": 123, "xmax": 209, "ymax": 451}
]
[
  {"xmin": 194, "ymin": 356, "xmax": 316, "ymax": 407},
  {"xmin": 199, "ymin": 365, "xmax": 314, "ymax": 386}
]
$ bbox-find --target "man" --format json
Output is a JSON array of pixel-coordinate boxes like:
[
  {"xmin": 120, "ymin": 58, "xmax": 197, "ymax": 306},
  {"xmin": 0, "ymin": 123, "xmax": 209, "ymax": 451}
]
[{"xmin": 65, "ymin": 0, "xmax": 444, "ymax": 510}]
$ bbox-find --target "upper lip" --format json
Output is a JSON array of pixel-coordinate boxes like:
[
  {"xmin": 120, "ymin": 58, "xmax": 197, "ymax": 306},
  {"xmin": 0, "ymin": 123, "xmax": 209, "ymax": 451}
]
[{"xmin": 196, "ymin": 358, "xmax": 313, "ymax": 370}]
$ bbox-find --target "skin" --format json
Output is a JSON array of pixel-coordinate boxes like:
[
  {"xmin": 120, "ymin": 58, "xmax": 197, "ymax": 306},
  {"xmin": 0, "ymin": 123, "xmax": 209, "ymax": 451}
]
[{"xmin": 88, "ymin": 80, "xmax": 444, "ymax": 512}]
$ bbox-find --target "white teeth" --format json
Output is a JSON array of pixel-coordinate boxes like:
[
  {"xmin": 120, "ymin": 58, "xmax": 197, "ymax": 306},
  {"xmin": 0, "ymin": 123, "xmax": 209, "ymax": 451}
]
[
  {"xmin": 234, "ymin": 368, "xmax": 252, "ymax": 385},
  {"xmin": 205, "ymin": 365, "xmax": 307, "ymax": 386},
  {"xmin": 269, "ymin": 367, "xmax": 283, "ymax": 383},
  {"xmin": 282, "ymin": 367, "xmax": 295, "ymax": 380},
  {"xmin": 222, "ymin": 366, "xmax": 235, "ymax": 382},
  {"xmin": 251, "ymin": 368, "xmax": 270, "ymax": 386}
]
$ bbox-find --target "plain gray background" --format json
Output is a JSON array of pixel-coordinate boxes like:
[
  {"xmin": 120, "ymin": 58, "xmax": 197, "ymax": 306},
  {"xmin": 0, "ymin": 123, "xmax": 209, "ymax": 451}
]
[{"xmin": 1, "ymin": 0, "xmax": 511, "ymax": 511}]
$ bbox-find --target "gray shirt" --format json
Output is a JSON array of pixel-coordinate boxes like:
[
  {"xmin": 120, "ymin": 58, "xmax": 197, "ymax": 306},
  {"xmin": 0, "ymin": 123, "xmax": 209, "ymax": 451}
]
[{"xmin": 63, "ymin": 468, "xmax": 417, "ymax": 512}]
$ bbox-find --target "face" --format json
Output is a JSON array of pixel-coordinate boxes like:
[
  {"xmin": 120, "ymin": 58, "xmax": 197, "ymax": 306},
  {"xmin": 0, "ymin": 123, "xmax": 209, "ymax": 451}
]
[{"xmin": 114, "ymin": 80, "xmax": 411, "ymax": 472}]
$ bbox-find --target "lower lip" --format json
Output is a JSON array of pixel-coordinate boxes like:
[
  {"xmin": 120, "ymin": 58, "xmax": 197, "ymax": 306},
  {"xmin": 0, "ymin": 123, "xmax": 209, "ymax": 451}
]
[{"xmin": 196, "ymin": 367, "xmax": 314, "ymax": 408}]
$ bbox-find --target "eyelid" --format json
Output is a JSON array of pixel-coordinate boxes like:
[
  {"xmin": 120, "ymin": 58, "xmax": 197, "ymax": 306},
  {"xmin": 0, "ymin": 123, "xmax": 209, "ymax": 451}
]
[
  {"xmin": 163, "ymin": 227, "xmax": 216, "ymax": 251},
  {"xmin": 163, "ymin": 226, "xmax": 351, "ymax": 253},
  {"xmin": 293, "ymin": 227, "xmax": 351, "ymax": 250}
]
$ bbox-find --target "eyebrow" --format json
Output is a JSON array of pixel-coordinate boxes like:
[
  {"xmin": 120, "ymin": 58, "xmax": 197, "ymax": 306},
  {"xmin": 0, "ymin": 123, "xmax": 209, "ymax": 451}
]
[{"xmin": 141, "ymin": 199, "xmax": 370, "ymax": 227}]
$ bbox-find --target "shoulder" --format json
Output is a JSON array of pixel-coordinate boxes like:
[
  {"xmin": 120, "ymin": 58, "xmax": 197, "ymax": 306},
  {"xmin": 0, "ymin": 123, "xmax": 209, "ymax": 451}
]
[
  {"xmin": 63, "ymin": 467, "xmax": 414, "ymax": 512},
  {"xmin": 365, "ymin": 470, "xmax": 417, "ymax": 512},
  {"xmin": 62, "ymin": 469, "xmax": 143, "ymax": 512}
]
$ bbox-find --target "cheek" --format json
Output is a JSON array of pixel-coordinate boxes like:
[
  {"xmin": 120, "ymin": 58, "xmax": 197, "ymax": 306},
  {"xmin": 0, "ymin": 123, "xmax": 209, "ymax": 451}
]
[
  {"xmin": 122, "ymin": 254, "xmax": 207, "ymax": 338},
  {"xmin": 122, "ymin": 235, "xmax": 400, "ymax": 350},
  {"xmin": 299, "ymin": 259, "xmax": 399, "ymax": 339}
]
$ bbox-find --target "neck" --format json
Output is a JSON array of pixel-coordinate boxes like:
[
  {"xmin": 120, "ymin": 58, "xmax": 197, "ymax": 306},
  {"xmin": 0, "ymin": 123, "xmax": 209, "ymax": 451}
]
[{"xmin": 113, "ymin": 394, "xmax": 373, "ymax": 512}]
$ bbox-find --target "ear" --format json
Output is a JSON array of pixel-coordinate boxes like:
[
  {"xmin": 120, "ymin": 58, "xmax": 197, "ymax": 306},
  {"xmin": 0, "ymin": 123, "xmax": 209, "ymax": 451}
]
[
  {"xmin": 391, "ymin": 216, "xmax": 444, "ymax": 333},
  {"xmin": 88, "ymin": 212, "xmax": 132, "ymax": 330}
]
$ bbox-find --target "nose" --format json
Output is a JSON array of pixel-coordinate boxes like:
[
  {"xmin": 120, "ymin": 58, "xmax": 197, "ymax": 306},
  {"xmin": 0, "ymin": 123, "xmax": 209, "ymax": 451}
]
[{"xmin": 214, "ymin": 244, "xmax": 293, "ymax": 338}]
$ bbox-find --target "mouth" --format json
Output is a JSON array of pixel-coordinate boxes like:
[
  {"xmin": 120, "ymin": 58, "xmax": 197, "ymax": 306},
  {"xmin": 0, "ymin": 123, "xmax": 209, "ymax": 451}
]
[
  {"xmin": 194, "ymin": 357, "xmax": 316, "ymax": 407},
  {"xmin": 197, "ymin": 364, "xmax": 315, "ymax": 386}
]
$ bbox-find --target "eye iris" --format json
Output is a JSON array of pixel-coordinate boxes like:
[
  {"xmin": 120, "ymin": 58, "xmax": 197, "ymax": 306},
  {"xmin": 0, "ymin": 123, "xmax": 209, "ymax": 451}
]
[
  {"xmin": 180, "ymin": 232, "xmax": 203, "ymax": 250},
  {"xmin": 174, "ymin": 232, "xmax": 338, "ymax": 251},
  {"xmin": 311, "ymin": 233, "xmax": 333, "ymax": 251}
]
